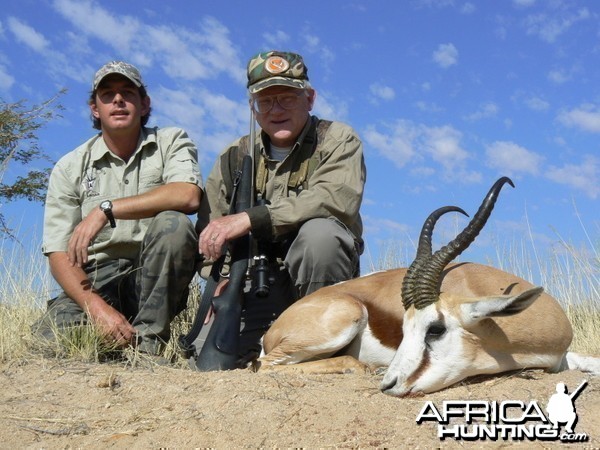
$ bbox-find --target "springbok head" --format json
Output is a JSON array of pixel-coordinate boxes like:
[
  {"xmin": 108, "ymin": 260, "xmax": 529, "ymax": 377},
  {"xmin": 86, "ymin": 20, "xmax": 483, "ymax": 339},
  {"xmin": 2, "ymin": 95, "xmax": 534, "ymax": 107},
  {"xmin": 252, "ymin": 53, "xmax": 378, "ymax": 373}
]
[{"xmin": 380, "ymin": 177, "xmax": 546, "ymax": 397}]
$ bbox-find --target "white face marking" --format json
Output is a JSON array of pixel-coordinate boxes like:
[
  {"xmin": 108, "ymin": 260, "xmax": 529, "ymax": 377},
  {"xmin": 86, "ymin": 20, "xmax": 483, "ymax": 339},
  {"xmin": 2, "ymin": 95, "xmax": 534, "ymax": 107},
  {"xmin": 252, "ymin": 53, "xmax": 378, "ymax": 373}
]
[{"xmin": 380, "ymin": 303, "xmax": 470, "ymax": 396}]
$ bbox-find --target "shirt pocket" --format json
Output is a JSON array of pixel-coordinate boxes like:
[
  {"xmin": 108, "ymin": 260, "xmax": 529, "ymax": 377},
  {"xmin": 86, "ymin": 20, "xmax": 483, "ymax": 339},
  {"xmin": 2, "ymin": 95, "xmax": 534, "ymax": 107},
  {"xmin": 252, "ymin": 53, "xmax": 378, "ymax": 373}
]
[
  {"xmin": 81, "ymin": 196, "xmax": 101, "ymax": 219},
  {"xmin": 139, "ymin": 169, "xmax": 164, "ymax": 193}
]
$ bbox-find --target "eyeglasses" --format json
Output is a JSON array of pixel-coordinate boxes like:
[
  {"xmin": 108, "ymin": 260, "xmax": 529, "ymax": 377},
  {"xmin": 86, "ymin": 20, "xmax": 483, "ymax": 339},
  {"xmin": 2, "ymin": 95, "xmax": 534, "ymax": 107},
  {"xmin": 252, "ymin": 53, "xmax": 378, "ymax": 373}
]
[{"xmin": 251, "ymin": 91, "xmax": 305, "ymax": 114}]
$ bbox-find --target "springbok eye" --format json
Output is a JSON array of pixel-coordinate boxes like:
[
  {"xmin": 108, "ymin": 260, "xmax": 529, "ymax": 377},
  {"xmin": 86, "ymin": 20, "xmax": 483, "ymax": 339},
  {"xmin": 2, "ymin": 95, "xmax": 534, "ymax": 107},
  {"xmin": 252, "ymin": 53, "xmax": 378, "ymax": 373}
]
[{"xmin": 425, "ymin": 322, "xmax": 446, "ymax": 341}]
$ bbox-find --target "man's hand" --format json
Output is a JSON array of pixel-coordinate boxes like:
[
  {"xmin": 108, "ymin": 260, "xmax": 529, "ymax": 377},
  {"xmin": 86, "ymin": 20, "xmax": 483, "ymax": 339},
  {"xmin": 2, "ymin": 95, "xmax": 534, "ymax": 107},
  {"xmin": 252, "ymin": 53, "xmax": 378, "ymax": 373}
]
[
  {"xmin": 67, "ymin": 207, "xmax": 108, "ymax": 267},
  {"xmin": 67, "ymin": 182, "xmax": 202, "ymax": 268},
  {"xmin": 49, "ymin": 252, "xmax": 137, "ymax": 347},
  {"xmin": 87, "ymin": 300, "xmax": 137, "ymax": 346},
  {"xmin": 199, "ymin": 212, "xmax": 252, "ymax": 260}
]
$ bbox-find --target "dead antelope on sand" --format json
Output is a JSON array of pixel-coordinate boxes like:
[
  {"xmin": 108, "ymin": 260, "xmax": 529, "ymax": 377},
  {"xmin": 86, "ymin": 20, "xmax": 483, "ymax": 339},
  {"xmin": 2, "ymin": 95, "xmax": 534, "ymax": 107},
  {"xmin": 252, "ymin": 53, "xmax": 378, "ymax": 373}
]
[{"xmin": 254, "ymin": 177, "xmax": 600, "ymax": 396}]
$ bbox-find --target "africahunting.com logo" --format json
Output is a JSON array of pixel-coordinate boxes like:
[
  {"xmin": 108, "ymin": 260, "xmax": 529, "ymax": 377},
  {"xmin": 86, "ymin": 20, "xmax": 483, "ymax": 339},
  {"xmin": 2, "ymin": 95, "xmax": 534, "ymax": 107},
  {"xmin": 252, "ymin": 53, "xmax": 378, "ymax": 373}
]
[{"xmin": 416, "ymin": 380, "xmax": 589, "ymax": 443}]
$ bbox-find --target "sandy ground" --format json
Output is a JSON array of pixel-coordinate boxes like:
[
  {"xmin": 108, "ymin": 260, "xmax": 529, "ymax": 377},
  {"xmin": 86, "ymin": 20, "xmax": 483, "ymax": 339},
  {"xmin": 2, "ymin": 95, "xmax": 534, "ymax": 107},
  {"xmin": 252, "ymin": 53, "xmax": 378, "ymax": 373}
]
[{"xmin": 1, "ymin": 358, "xmax": 599, "ymax": 449}]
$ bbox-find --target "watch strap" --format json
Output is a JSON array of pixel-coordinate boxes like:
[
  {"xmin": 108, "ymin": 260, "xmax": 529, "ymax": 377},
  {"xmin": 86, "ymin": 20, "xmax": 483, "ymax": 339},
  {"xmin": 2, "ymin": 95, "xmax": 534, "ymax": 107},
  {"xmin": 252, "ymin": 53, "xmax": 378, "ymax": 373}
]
[{"xmin": 100, "ymin": 201, "xmax": 116, "ymax": 228}]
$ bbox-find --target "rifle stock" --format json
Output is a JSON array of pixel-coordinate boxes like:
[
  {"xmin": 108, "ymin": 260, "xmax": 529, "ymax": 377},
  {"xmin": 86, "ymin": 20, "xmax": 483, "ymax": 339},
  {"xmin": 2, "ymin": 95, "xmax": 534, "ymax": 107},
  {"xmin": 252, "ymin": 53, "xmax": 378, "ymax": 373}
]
[{"xmin": 193, "ymin": 154, "xmax": 253, "ymax": 371}]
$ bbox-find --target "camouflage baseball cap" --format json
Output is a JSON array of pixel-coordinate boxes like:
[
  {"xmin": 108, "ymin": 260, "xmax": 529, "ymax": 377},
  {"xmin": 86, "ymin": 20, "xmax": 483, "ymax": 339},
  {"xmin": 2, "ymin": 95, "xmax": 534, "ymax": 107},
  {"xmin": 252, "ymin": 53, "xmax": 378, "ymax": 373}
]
[
  {"xmin": 93, "ymin": 61, "xmax": 144, "ymax": 91},
  {"xmin": 247, "ymin": 51, "xmax": 309, "ymax": 94}
]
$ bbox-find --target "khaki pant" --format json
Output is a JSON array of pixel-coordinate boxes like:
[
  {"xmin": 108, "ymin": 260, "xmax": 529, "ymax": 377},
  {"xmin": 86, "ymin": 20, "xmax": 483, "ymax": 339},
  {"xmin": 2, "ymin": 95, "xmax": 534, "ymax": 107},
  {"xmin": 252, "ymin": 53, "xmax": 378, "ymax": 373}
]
[{"xmin": 33, "ymin": 211, "xmax": 198, "ymax": 355}]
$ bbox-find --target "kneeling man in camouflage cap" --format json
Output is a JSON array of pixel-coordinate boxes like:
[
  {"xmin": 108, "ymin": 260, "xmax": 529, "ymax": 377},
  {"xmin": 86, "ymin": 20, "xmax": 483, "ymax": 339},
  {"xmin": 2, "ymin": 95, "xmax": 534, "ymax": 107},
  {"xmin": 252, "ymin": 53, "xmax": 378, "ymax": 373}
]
[{"xmin": 198, "ymin": 50, "xmax": 366, "ymax": 365}]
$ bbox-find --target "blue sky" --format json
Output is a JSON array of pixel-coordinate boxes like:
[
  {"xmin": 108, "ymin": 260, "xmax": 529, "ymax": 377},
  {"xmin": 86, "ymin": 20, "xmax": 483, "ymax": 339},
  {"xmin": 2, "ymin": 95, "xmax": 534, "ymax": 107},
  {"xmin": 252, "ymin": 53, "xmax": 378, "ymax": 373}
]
[{"xmin": 1, "ymin": 0, "xmax": 599, "ymax": 274}]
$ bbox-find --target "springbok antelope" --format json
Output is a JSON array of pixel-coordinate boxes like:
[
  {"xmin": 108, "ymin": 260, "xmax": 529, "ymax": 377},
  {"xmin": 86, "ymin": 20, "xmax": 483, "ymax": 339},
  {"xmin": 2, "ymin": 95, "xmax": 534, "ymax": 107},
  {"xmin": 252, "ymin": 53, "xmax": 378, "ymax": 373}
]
[{"xmin": 254, "ymin": 177, "xmax": 600, "ymax": 396}]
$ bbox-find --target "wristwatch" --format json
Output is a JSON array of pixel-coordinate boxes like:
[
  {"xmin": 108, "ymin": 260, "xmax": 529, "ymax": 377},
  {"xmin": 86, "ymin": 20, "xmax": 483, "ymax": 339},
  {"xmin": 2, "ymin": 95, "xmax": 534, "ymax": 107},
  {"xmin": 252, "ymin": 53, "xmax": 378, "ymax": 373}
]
[{"xmin": 99, "ymin": 200, "xmax": 116, "ymax": 228}]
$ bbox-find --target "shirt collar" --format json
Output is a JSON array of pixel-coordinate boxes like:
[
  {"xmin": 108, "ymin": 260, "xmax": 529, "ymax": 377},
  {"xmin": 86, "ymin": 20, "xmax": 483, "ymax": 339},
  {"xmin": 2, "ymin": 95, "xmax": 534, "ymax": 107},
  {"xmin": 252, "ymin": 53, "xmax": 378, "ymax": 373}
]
[
  {"xmin": 89, "ymin": 127, "xmax": 155, "ymax": 163},
  {"xmin": 259, "ymin": 114, "xmax": 314, "ymax": 153}
]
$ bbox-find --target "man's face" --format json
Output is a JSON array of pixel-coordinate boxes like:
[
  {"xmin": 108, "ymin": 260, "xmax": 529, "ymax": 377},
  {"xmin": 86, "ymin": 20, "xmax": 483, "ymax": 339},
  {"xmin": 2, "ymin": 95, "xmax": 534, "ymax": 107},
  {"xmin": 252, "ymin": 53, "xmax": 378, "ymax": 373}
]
[
  {"xmin": 90, "ymin": 74, "xmax": 150, "ymax": 134},
  {"xmin": 252, "ymin": 85, "xmax": 315, "ymax": 147}
]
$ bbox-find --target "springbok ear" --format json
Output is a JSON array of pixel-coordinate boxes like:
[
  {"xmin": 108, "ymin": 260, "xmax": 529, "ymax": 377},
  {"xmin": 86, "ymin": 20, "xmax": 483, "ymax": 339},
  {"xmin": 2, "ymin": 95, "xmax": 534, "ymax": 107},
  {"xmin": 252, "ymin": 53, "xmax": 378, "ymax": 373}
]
[{"xmin": 460, "ymin": 286, "xmax": 544, "ymax": 325}]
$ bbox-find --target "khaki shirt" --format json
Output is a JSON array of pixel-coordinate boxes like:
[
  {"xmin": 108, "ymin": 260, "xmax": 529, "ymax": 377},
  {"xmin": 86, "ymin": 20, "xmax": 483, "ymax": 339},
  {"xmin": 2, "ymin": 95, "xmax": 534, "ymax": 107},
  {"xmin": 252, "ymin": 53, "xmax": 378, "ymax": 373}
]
[
  {"xmin": 204, "ymin": 117, "xmax": 365, "ymax": 247},
  {"xmin": 42, "ymin": 127, "xmax": 202, "ymax": 263}
]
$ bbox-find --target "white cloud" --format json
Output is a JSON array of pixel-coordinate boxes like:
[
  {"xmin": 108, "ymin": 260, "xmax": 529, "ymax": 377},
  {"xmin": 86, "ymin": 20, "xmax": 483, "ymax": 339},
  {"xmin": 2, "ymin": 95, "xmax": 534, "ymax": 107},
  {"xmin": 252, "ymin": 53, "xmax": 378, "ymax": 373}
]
[
  {"xmin": 6, "ymin": 15, "xmax": 91, "ymax": 84},
  {"xmin": 63, "ymin": 31, "xmax": 92, "ymax": 56},
  {"xmin": 485, "ymin": 141, "xmax": 543, "ymax": 175},
  {"xmin": 151, "ymin": 85, "xmax": 247, "ymax": 166},
  {"xmin": 263, "ymin": 30, "xmax": 290, "ymax": 48},
  {"xmin": 153, "ymin": 87, "xmax": 207, "ymax": 130},
  {"xmin": 547, "ymin": 68, "xmax": 571, "ymax": 84},
  {"xmin": 461, "ymin": 3, "xmax": 476, "ymax": 14},
  {"xmin": 53, "ymin": 0, "xmax": 140, "ymax": 52},
  {"xmin": 7, "ymin": 17, "xmax": 49, "ymax": 53},
  {"xmin": 513, "ymin": 0, "xmax": 535, "ymax": 7},
  {"xmin": 409, "ymin": 166, "xmax": 436, "ymax": 180},
  {"xmin": 364, "ymin": 120, "xmax": 480, "ymax": 182},
  {"xmin": 413, "ymin": 0, "xmax": 455, "ymax": 9},
  {"xmin": 369, "ymin": 83, "xmax": 395, "ymax": 101},
  {"xmin": 432, "ymin": 43, "xmax": 458, "ymax": 68},
  {"xmin": 193, "ymin": 17, "xmax": 245, "ymax": 83},
  {"xmin": 9, "ymin": 0, "xmax": 246, "ymax": 89},
  {"xmin": 0, "ymin": 64, "xmax": 15, "ymax": 90},
  {"xmin": 53, "ymin": 0, "xmax": 245, "ymax": 84},
  {"xmin": 524, "ymin": 96, "xmax": 550, "ymax": 112},
  {"xmin": 524, "ymin": 8, "xmax": 591, "ymax": 43},
  {"xmin": 303, "ymin": 34, "xmax": 320, "ymax": 52},
  {"xmin": 364, "ymin": 216, "xmax": 410, "ymax": 236},
  {"xmin": 363, "ymin": 120, "xmax": 417, "ymax": 168},
  {"xmin": 423, "ymin": 125, "xmax": 469, "ymax": 170},
  {"xmin": 312, "ymin": 91, "xmax": 349, "ymax": 123},
  {"xmin": 557, "ymin": 104, "xmax": 600, "ymax": 133},
  {"xmin": 302, "ymin": 32, "xmax": 335, "ymax": 77},
  {"xmin": 145, "ymin": 26, "xmax": 210, "ymax": 80},
  {"xmin": 464, "ymin": 102, "xmax": 498, "ymax": 121},
  {"xmin": 546, "ymin": 155, "xmax": 599, "ymax": 199},
  {"xmin": 415, "ymin": 101, "xmax": 442, "ymax": 113}
]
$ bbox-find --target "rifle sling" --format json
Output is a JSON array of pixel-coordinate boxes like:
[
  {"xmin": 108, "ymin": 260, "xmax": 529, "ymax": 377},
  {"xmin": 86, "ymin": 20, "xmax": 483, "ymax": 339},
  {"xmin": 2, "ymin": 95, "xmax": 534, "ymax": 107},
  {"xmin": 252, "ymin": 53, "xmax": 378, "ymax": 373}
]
[
  {"xmin": 178, "ymin": 255, "xmax": 225, "ymax": 358},
  {"xmin": 178, "ymin": 171, "xmax": 243, "ymax": 358}
]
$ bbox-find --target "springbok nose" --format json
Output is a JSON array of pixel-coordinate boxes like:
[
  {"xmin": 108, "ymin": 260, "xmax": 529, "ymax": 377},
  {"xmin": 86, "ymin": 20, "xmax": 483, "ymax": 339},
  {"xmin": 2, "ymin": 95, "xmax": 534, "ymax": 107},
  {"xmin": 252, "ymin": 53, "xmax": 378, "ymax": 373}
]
[{"xmin": 380, "ymin": 376, "xmax": 398, "ymax": 392}]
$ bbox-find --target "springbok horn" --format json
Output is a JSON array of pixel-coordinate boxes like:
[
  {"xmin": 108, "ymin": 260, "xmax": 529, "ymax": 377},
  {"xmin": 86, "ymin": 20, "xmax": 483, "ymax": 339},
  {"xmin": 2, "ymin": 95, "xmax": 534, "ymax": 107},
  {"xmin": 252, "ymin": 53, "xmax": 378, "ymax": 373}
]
[
  {"xmin": 405, "ymin": 177, "xmax": 515, "ymax": 310},
  {"xmin": 402, "ymin": 206, "xmax": 469, "ymax": 310}
]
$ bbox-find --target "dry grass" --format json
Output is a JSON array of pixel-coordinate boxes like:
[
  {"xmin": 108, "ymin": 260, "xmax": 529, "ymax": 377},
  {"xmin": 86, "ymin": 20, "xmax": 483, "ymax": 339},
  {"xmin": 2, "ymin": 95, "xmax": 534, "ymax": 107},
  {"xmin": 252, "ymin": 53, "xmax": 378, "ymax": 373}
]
[
  {"xmin": 543, "ymin": 238, "xmax": 600, "ymax": 355},
  {"xmin": 1, "ymin": 226, "xmax": 599, "ymax": 364},
  {"xmin": 0, "ymin": 238, "xmax": 52, "ymax": 361},
  {"xmin": 485, "ymin": 234, "xmax": 600, "ymax": 355},
  {"xmin": 0, "ymin": 235, "xmax": 203, "ymax": 366}
]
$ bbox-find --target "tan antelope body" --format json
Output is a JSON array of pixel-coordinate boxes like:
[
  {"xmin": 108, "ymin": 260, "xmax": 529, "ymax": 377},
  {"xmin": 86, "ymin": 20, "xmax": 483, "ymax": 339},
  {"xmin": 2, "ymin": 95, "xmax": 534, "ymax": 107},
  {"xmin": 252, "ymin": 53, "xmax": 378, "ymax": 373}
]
[{"xmin": 255, "ymin": 178, "xmax": 600, "ymax": 396}]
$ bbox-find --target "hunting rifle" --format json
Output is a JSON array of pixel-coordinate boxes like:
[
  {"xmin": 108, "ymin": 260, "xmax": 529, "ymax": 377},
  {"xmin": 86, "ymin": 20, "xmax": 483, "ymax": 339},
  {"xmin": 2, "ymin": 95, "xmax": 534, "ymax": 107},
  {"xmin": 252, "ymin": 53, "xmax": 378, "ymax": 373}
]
[{"xmin": 179, "ymin": 110, "xmax": 260, "ymax": 371}]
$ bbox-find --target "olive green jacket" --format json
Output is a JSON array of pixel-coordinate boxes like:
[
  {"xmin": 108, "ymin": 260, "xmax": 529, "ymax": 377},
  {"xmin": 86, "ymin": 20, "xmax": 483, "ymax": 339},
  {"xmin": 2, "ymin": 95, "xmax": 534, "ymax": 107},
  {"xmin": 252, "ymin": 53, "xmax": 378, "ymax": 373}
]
[{"xmin": 203, "ymin": 115, "xmax": 365, "ymax": 248}]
